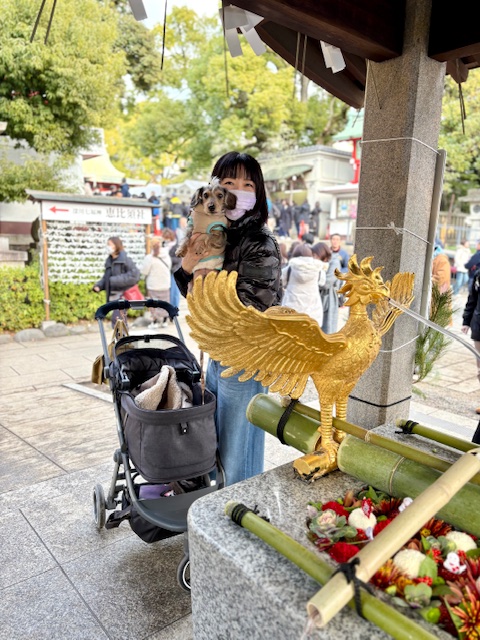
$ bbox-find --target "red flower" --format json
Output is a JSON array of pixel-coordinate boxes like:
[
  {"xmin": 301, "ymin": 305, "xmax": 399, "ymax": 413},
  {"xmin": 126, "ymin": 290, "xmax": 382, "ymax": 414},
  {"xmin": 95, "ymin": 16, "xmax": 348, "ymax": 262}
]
[
  {"xmin": 328, "ymin": 542, "xmax": 360, "ymax": 563},
  {"xmin": 439, "ymin": 564, "xmax": 463, "ymax": 584},
  {"xmin": 427, "ymin": 547, "xmax": 443, "ymax": 563},
  {"xmin": 373, "ymin": 518, "xmax": 392, "ymax": 536},
  {"xmin": 321, "ymin": 501, "xmax": 349, "ymax": 518},
  {"xmin": 415, "ymin": 576, "xmax": 433, "ymax": 586},
  {"xmin": 352, "ymin": 529, "xmax": 368, "ymax": 543}
]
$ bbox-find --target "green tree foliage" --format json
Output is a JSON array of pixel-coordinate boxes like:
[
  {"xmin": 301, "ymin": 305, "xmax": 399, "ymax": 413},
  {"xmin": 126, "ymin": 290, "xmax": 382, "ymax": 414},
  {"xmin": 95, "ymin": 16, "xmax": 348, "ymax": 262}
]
[
  {"xmin": 114, "ymin": 15, "xmax": 163, "ymax": 94},
  {"xmin": 0, "ymin": 0, "xmax": 126, "ymax": 154},
  {"xmin": 439, "ymin": 70, "xmax": 480, "ymax": 200},
  {"xmin": 0, "ymin": 154, "xmax": 77, "ymax": 202},
  {"xmin": 107, "ymin": 6, "xmax": 348, "ymax": 177}
]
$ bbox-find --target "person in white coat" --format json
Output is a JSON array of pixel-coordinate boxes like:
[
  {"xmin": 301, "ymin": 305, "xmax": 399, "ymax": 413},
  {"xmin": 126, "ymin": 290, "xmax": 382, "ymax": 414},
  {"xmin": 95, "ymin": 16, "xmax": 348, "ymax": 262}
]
[
  {"xmin": 281, "ymin": 243, "xmax": 326, "ymax": 327},
  {"xmin": 141, "ymin": 238, "xmax": 172, "ymax": 328}
]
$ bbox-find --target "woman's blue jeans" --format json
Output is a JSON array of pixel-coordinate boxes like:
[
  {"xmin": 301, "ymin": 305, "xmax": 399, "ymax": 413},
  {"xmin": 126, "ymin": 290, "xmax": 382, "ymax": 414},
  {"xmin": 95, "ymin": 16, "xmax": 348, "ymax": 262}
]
[
  {"xmin": 453, "ymin": 271, "xmax": 468, "ymax": 294},
  {"xmin": 170, "ymin": 273, "xmax": 180, "ymax": 310},
  {"xmin": 206, "ymin": 358, "xmax": 266, "ymax": 486}
]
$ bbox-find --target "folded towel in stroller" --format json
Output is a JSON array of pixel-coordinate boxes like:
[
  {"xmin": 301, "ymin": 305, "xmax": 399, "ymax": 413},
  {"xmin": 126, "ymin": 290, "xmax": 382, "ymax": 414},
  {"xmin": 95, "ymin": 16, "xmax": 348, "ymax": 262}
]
[{"xmin": 134, "ymin": 365, "xmax": 193, "ymax": 411}]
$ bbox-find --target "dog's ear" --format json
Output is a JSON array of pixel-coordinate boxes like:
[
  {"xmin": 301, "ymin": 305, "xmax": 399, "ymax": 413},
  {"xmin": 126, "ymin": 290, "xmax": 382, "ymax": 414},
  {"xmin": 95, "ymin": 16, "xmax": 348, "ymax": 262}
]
[
  {"xmin": 191, "ymin": 187, "xmax": 204, "ymax": 208},
  {"xmin": 224, "ymin": 189, "xmax": 237, "ymax": 210}
]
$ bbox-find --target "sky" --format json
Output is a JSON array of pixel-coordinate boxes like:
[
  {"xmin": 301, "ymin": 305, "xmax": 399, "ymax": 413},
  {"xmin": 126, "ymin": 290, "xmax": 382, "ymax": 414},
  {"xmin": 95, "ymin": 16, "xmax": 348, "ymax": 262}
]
[{"xmin": 143, "ymin": 0, "xmax": 221, "ymax": 28}]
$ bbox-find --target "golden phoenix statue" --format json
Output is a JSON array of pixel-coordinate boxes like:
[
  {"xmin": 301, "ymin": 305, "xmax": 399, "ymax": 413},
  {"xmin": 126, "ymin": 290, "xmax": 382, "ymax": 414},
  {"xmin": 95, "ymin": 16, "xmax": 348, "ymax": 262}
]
[{"xmin": 186, "ymin": 255, "xmax": 415, "ymax": 478}]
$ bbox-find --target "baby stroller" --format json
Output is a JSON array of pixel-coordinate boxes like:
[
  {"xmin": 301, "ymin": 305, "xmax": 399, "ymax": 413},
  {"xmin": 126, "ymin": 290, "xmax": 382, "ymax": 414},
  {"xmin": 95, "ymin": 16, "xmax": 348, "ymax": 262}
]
[{"xmin": 92, "ymin": 298, "xmax": 224, "ymax": 592}]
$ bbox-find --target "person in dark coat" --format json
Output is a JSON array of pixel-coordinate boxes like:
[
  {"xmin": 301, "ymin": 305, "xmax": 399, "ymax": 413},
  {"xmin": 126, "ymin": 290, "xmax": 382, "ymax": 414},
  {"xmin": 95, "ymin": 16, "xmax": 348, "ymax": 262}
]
[
  {"xmin": 293, "ymin": 199, "xmax": 310, "ymax": 238},
  {"xmin": 465, "ymin": 240, "xmax": 480, "ymax": 292},
  {"xmin": 462, "ymin": 269, "xmax": 480, "ymax": 405},
  {"xmin": 309, "ymin": 201, "xmax": 322, "ymax": 237},
  {"xmin": 93, "ymin": 236, "xmax": 140, "ymax": 327},
  {"xmin": 175, "ymin": 151, "xmax": 282, "ymax": 486},
  {"xmin": 278, "ymin": 199, "xmax": 293, "ymax": 237}
]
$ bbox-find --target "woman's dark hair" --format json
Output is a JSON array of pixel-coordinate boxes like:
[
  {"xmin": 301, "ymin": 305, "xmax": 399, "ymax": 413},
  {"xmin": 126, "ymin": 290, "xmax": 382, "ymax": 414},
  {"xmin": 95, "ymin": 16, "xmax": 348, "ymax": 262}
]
[
  {"xmin": 108, "ymin": 236, "xmax": 124, "ymax": 254},
  {"xmin": 287, "ymin": 240, "xmax": 301, "ymax": 260},
  {"xmin": 302, "ymin": 232, "xmax": 315, "ymax": 245},
  {"xmin": 292, "ymin": 243, "xmax": 312, "ymax": 258},
  {"xmin": 211, "ymin": 151, "xmax": 268, "ymax": 224},
  {"xmin": 311, "ymin": 242, "xmax": 332, "ymax": 262}
]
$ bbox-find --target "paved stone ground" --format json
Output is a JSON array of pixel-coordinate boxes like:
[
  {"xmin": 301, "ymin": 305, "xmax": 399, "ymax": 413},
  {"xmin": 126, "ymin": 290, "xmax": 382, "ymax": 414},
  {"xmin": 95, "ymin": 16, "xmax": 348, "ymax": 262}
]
[{"xmin": 0, "ymin": 290, "xmax": 478, "ymax": 639}]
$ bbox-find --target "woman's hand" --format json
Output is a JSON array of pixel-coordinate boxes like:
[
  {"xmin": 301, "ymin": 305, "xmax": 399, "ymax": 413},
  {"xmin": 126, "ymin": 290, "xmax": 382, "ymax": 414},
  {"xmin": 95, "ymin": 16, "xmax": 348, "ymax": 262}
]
[
  {"xmin": 461, "ymin": 325, "xmax": 470, "ymax": 334},
  {"xmin": 93, "ymin": 286, "xmax": 100, "ymax": 293},
  {"xmin": 181, "ymin": 233, "xmax": 211, "ymax": 274}
]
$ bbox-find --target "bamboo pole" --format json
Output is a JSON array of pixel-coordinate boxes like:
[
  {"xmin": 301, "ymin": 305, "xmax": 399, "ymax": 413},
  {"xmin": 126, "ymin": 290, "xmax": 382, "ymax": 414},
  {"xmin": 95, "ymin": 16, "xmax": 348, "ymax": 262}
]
[
  {"xmin": 225, "ymin": 501, "xmax": 438, "ymax": 640},
  {"xmin": 246, "ymin": 394, "xmax": 321, "ymax": 453},
  {"xmin": 247, "ymin": 395, "xmax": 480, "ymax": 486},
  {"xmin": 41, "ymin": 217, "xmax": 50, "ymax": 321},
  {"xmin": 307, "ymin": 448, "xmax": 480, "ymax": 627},
  {"xmin": 396, "ymin": 418, "xmax": 475, "ymax": 453}
]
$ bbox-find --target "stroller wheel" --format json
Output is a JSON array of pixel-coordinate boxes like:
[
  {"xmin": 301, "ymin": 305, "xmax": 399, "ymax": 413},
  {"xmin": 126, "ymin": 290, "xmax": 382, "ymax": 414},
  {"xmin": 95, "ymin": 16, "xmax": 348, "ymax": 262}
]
[
  {"xmin": 176, "ymin": 555, "xmax": 191, "ymax": 593},
  {"xmin": 93, "ymin": 483, "xmax": 106, "ymax": 530}
]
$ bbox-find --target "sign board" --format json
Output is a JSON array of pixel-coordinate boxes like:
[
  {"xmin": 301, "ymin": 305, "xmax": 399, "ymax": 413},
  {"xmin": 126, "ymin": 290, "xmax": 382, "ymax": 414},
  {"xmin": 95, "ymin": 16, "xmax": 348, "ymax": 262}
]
[{"xmin": 41, "ymin": 201, "xmax": 152, "ymax": 224}]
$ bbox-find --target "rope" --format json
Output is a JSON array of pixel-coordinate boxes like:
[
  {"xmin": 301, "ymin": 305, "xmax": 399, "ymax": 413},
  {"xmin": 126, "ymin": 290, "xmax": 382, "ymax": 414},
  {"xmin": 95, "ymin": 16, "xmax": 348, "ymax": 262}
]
[
  {"xmin": 230, "ymin": 503, "xmax": 270, "ymax": 526},
  {"xmin": 361, "ymin": 136, "xmax": 438, "ymax": 155},
  {"xmin": 355, "ymin": 221, "xmax": 430, "ymax": 244},
  {"xmin": 222, "ymin": 2, "xmax": 230, "ymax": 98},
  {"xmin": 293, "ymin": 32, "xmax": 301, "ymax": 98},
  {"xmin": 44, "ymin": 0, "xmax": 58, "ymax": 44},
  {"xmin": 379, "ymin": 334, "xmax": 419, "ymax": 353},
  {"xmin": 395, "ymin": 419, "xmax": 418, "ymax": 435},
  {"xmin": 276, "ymin": 398, "xmax": 298, "ymax": 445},
  {"xmin": 332, "ymin": 557, "xmax": 374, "ymax": 619},
  {"xmin": 349, "ymin": 394, "xmax": 412, "ymax": 409},
  {"xmin": 160, "ymin": 0, "xmax": 168, "ymax": 71}
]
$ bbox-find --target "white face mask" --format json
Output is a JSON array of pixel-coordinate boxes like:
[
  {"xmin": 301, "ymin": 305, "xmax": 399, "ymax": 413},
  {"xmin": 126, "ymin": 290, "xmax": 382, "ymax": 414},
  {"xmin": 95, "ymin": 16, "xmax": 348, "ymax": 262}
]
[
  {"xmin": 226, "ymin": 189, "xmax": 257, "ymax": 221},
  {"xmin": 107, "ymin": 245, "xmax": 114, "ymax": 255}
]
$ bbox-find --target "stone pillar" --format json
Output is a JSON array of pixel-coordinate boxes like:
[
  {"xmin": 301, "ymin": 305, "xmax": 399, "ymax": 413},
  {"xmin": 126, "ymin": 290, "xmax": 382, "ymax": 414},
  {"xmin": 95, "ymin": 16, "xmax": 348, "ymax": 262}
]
[{"xmin": 347, "ymin": 0, "xmax": 446, "ymax": 429}]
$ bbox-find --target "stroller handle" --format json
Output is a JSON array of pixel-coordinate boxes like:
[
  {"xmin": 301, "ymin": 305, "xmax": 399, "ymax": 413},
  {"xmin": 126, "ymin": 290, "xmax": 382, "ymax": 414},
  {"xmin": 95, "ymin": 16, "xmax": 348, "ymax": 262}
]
[{"xmin": 95, "ymin": 299, "xmax": 179, "ymax": 321}]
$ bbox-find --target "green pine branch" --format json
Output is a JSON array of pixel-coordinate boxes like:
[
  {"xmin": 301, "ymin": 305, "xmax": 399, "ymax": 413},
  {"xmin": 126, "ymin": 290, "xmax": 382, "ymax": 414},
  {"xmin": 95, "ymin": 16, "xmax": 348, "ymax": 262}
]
[{"xmin": 413, "ymin": 285, "xmax": 454, "ymax": 389}]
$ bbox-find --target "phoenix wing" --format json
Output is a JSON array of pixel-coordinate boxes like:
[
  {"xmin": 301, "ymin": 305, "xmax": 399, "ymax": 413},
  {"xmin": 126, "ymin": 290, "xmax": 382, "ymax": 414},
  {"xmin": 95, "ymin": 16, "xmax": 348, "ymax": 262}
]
[
  {"xmin": 371, "ymin": 271, "xmax": 415, "ymax": 336},
  {"xmin": 186, "ymin": 270, "xmax": 346, "ymax": 398}
]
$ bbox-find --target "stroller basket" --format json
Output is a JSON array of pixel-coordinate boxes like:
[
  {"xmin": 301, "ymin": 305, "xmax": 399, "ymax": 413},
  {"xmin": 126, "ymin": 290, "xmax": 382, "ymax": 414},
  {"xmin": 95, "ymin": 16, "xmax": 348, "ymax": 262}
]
[
  {"xmin": 120, "ymin": 386, "xmax": 217, "ymax": 483},
  {"xmin": 113, "ymin": 338, "xmax": 217, "ymax": 483}
]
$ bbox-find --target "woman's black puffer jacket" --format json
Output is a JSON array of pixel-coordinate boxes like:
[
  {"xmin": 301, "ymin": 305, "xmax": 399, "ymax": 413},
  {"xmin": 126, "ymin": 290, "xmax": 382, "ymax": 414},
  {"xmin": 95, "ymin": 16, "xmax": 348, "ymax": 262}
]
[
  {"xmin": 175, "ymin": 211, "xmax": 282, "ymax": 312},
  {"xmin": 95, "ymin": 250, "xmax": 140, "ymax": 302},
  {"xmin": 463, "ymin": 270, "xmax": 480, "ymax": 340}
]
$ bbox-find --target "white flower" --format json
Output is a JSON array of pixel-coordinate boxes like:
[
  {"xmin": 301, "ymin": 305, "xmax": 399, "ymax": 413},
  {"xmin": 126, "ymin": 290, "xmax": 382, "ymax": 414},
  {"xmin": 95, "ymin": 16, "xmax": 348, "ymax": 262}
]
[
  {"xmin": 393, "ymin": 549, "xmax": 426, "ymax": 578},
  {"xmin": 443, "ymin": 552, "xmax": 467, "ymax": 575},
  {"xmin": 445, "ymin": 531, "xmax": 477, "ymax": 553},
  {"xmin": 398, "ymin": 497, "xmax": 413, "ymax": 512},
  {"xmin": 316, "ymin": 509, "xmax": 337, "ymax": 527},
  {"xmin": 348, "ymin": 508, "xmax": 377, "ymax": 532}
]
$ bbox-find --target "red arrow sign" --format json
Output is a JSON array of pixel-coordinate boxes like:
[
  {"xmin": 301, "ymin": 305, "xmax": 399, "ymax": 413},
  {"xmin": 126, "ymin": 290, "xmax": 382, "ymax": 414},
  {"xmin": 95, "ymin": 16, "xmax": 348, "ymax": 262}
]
[{"xmin": 49, "ymin": 206, "xmax": 69, "ymax": 213}]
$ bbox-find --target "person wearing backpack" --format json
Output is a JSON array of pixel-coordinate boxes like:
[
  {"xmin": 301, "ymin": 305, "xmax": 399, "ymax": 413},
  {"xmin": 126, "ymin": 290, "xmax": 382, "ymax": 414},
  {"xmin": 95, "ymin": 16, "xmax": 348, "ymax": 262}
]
[{"xmin": 141, "ymin": 238, "xmax": 172, "ymax": 329}]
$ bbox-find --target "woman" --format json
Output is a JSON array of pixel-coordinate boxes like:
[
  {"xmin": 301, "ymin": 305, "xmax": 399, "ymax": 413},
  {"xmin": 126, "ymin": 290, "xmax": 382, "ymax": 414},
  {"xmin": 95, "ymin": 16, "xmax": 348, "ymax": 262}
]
[
  {"xmin": 93, "ymin": 236, "xmax": 140, "ymax": 327},
  {"xmin": 141, "ymin": 238, "xmax": 172, "ymax": 329},
  {"xmin": 175, "ymin": 151, "xmax": 282, "ymax": 486},
  {"xmin": 162, "ymin": 227, "xmax": 182, "ymax": 312},
  {"xmin": 281, "ymin": 243, "xmax": 325, "ymax": 328},
  {"xmin": 311, "ymin": 242, "xmax": 342, "ymax": 334}
]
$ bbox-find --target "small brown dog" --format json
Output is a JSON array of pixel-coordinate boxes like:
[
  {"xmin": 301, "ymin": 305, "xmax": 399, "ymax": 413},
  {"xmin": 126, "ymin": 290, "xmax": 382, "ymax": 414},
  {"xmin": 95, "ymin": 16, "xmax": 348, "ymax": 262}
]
[{"xmin": 176, "ymin": 178, "xmax": 236, "ymax": 278}]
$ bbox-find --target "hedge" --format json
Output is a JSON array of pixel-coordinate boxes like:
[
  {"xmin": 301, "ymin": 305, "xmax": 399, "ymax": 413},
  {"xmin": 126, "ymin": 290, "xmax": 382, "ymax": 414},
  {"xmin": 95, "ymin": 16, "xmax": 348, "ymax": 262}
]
[{"xmin": 0, "ymin": 260, "xmax": 146, "ymax": 333}]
